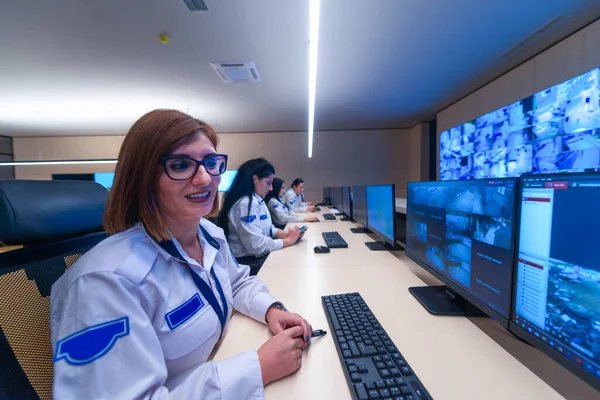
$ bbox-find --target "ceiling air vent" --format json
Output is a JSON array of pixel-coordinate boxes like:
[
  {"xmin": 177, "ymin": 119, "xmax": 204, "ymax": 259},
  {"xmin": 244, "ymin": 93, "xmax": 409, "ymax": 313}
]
[
  {"xmin": 501, "ymin": 15, "xmax": 567, "ymax": 58},
  {"xmin": 182, "ymin": 0, "xmax": 208, "ymax": 12},
  {"xmin": 210, "ymin": 61, "xmax": 262, "ymax": 83}
]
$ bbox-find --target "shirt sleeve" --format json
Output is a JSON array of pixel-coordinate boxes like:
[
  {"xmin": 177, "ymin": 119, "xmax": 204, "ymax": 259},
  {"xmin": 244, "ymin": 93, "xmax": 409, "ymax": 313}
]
[
  {"xmin": 229, "ymin": 199, "xmax": 283, "ymax": 256},
  {"xmin": 269, "ymin": 199, "xmax": 303, "ymax": 224},
  {"xmin": 51, "ymin": 271, "xmax": 264, "ymax": 400},
  {"xmin": 221, "ymin": 242, "xmax": 282, "ymax": 323}
]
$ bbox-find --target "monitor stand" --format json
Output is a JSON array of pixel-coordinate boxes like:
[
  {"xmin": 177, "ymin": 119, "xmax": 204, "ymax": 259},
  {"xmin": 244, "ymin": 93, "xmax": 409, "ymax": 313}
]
[
  {"xmin": 351, "ymin": 227, "xmax": 371, "ymax": 234},
  {"xmin": 365, "ymin": 241, "xmax": 404, "ymax": 251},
  {"xmin": 408, "ymin": 285, "xmax": 487, "ymax": 317}
]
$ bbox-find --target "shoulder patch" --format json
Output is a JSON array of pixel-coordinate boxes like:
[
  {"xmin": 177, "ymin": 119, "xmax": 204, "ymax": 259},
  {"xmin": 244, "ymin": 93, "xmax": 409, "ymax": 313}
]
[
  {"xmin": 273, "ymin": 203, "xmax": 279, "ymax": 209},
  {"xmin": 259, "ymin": 214, "xmax": 268, "ymax": 220},
  {"xmin": 54, "ymin": 317, "xmax": 129, "ymax": 366},
  {"xmin": 240, "ymin": 215, "xmax": 257, "ymax": 223},
  {"xmin": 165, "ymin": 293, "xmax": 205, "ymax": 330}
]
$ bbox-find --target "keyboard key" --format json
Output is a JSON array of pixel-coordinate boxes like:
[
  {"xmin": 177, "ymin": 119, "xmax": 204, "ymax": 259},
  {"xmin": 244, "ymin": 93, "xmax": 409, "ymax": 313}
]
[
  {"xmin": 366, "ymin": 382, "xmax": 376, "ymax": 390},
  {"xmin": 380, "ymin": 389, "xmax": 391, "ymax": 397},
  {"xmin": 390, "ymin": 368, "xmax": 401, "ymax": 377},
  {"xmin": 401, "ymin": 367, "xmax": 412, "ymax": 376},
  {"xmin": 381, "ymin": 355, "xmax": 391, "ymax": 361},
  {"xmin": 386, "ymin": 361, "xmax": 395, "ymax": 368},
  {"xmin": 406, "ymin": 396, "xmax": 414, "ymax": 400},
  {"xmin": 343, "ymin": 350, "xmax": 352, "ymax": 358},
  {"xmin": 376, "ymin": 362, "xmax": 386, "ymax": 369},
  {"xmin": 358, "ymin": 342, "xmax": 377, "ymax": 356},
  {"xmin": 390, "ymin": 387, "xmax": 402, "ymax": 396},
  {"xmin": 351, "ymin": 373, "xmax": 362, "ymax": 383},
  {"xmin": 376, "ymin": 380, "xmax": 386, "ymax": 389},
  {"xmin": 380, "ymin": 369, "xmax": 391, "ymax": 378},
  {"xmin": 368, "ymin": 389, "xmax": 380, "ymax": 399},
  {"xmin": 395, "ymin": 378, "xmax": 407, "ymax": 387},
  {"xmin": 373, "ymin": 356, "xmax": 383, "ymax": 362},
  {"xmin": 385, "ymin": 379, "xmax": 396, "ymax": 387},
  {"xmin": 410, "ymin": 382, "xmax": 427, "ymax": 399},
  {"xmin": 348, "ymin": 365, "xmax": 358, "ymax": 373},
  {"xmin": 340, "ymin": 343, "xmax": 349, "ymax": 350},
  {"xmin": 358, "ymin": 364, "xmax": 369, "ymax": 373},
  {"xmin": 355, "ymin": 383, "xmax": 369, "ymax": 400}
]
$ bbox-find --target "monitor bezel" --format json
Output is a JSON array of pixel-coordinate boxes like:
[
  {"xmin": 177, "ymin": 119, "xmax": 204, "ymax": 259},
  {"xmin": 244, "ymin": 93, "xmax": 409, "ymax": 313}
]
[
  {"xmin": 366, "ymin": 184, "xmax": 396, "ymax": 245},
  {"xmin": 405, "ymin": 177, "xmax": 519, "ymax": 329},
  {"xmin": 509, "ymin": 171, "xmax": 600, "ymax": 391},
  {"xmin": 329, "ymin": 186, "xmax": 343, "ymax": 209}
]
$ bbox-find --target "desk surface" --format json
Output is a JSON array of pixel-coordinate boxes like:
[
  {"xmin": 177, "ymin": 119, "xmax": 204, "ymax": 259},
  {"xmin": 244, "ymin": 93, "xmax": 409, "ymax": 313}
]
[{"xmin": 213, "ymin": 213, "xmax": 596, "ymax": 399}]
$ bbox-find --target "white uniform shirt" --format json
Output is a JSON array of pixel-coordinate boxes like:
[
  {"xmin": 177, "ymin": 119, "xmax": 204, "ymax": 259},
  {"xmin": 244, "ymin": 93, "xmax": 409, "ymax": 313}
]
[
  {"xmin": 267, "ymin": 198, "xmax": 303, "ymax": 226},
  {"xmin": 51, "ymin": 219, "xmax": 281, "ymax": 400},
  {"xmin": 227, "ymin": 193, "xmax": 283, "ymax": 258},
  {"xmin": 282, "ymin": 188, "xmax": 308, "ymax": 213}
]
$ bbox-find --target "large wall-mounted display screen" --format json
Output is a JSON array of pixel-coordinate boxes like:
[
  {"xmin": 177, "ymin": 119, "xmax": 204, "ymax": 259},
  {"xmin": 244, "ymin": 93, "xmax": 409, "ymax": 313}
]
[{"xmin": 440, "ymin": 67, "xmax": 600, "ymax": 180}]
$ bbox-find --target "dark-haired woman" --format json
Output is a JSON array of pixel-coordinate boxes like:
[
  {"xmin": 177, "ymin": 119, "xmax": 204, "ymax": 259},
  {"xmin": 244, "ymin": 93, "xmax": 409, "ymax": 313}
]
[
  {"xmin": 265, "ymin": 178, "xmax": 319, "ymax": 228},
  {"xmin": 218, "ymin": 158, "xmax": 301, "ymax": 274}
]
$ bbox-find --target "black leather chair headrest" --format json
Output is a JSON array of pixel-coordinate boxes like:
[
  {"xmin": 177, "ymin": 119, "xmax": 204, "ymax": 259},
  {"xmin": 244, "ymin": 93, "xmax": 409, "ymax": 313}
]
[{"xmin": 0, "ymin": 180, "xmax": 108, "ymax": 246}]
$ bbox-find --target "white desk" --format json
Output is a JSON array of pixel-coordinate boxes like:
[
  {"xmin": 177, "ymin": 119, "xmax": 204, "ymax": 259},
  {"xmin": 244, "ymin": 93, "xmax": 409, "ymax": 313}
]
[
  {"xmin": 213, "ymin": 213, "xmax": 596, "ymax": 399},
  {"xmin": 395, "ymin": 198, "xmax": 407, "ymax": 214}
]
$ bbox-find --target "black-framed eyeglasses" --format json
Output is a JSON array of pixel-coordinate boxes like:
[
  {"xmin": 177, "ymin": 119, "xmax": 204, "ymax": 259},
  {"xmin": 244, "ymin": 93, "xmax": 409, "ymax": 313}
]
[{"xmin": 159, "ymin": 154, "xmax": 228, "ymax": 180}]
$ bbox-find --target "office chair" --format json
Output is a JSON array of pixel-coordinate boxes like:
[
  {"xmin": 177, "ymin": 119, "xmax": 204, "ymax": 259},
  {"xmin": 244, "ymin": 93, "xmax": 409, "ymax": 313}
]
[{"xmin": 0, "ymin": 180, "xmax": 108, "ymax": 400}]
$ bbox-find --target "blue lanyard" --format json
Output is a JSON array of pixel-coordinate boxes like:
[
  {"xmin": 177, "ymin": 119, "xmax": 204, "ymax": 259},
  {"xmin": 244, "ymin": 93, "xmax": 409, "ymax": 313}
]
[
  {"xmin": 188, "ymin": 267, "xmax": 228, "ymax": 340},
  {"xmin": 157, "ymin": 233, "xmax": 229, "ymax": 340}
]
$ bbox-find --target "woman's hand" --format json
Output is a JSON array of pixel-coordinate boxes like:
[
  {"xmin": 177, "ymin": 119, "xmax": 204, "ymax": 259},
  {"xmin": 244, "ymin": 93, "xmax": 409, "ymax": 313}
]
[
  {"xmin": 304, "ymin": 216, "xmax": 320, "ymax": 222},
  {"xmin": 258, "ymin": 326, "xmax": 305, "ymax": 385},
  {"xmin": 307, "ymin": 205, "xmax": 317, "ymax": 212},
  {"xmin": 282, "ymin": 227, "xmax": 301, "ymax": 247},
  {"xmin": 266, "ymin": 308, "xmax": 312, "ymax": 349}
]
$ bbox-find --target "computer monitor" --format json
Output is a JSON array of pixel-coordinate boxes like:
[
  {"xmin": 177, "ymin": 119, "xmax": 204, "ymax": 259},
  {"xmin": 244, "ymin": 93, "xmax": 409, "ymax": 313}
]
[
  {"xmin": 511, "ymin": 172, "xmax": 600, "ymax": 390},
  {"xmin": 218, "ymin": 170, "xmax": 237, "ymax": 192},
  {"xmin": 352, "ymin": 186, "xmax": 367, "ymax": 226},
  {"xmin": 341, "ymin": 186, "xmax": 352, "ymax": 219},
  {"xmin": 322, "ymin": 187, "xmax": 330, "ymax": 204},
  {"xmin": 405, "ymin": 178, "xmax": 517, "ymax": 327},
  {"xmin": 365, "ymin": 184, "xmax": 401, "ymax": 250},
  {"xmin": 329, "ymin": 187, "xmax": 343, "ymax": 210},
  {"xmin": 52, "ymin": 173, "xmax": 95, "ymax": 181},
  {"xmin": 94, "ymin": 172, "xmax": 115, "ymax": 189}
]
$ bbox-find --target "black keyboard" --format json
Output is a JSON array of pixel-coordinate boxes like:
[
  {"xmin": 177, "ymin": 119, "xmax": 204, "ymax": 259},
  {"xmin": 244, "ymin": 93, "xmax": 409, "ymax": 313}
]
[
  {"xmin": 322, "ymin": 293, "xmax": 432, "ymax": 400},
  {"xmin": 322, "ymin": 231, "xmax": 348, "ymax": 248},
  {"xmin": 323, "ymin": 213, "xmax": 337, "ymax": 220}
]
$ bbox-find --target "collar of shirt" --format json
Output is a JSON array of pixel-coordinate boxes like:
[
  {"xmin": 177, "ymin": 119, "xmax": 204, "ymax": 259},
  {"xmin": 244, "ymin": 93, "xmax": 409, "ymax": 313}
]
[
  {"xmin": 139, "ymin": 221, "xmax": 222, "ymax": 272},
  {"xmin": 253, "ymin": 192, "xmax": 265, "ymax": 205}
]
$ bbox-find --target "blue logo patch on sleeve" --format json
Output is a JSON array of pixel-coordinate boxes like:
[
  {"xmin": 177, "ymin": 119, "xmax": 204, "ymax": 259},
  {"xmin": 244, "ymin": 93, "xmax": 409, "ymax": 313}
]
[
  {"xmin": 240, "ymin": 215, "xmax": 257, "ymax": 223},
  {"xmin": 165, "ymin": 293, "xmax": 205, "ymax": 330},
  {"xmin": 54, "ymin": 317, "xmax": 129, "ymax": 366},
  {"xmin": 273, "ymin": 203, "xmax": 279, "ymax": 209},
  {"xmin": 259, "ymin": 214, "xmax": 268, "ymax": 220}
]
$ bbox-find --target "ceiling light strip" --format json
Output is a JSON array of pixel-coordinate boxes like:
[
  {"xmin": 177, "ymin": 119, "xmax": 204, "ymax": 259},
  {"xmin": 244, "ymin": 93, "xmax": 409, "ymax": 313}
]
[
  {"xmin": 308, "ymin": 0, "xmax": 321, "ymax": 158},
  {"xmin": 0, "ymin": 160, "xmax": 118, "ymax": 166}
]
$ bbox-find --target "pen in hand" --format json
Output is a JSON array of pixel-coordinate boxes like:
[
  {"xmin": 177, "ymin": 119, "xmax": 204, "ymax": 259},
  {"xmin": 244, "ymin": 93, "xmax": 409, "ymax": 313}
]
[{"xmin": 311, "ymin": 329, "xmax": 327, "ymax": 337}]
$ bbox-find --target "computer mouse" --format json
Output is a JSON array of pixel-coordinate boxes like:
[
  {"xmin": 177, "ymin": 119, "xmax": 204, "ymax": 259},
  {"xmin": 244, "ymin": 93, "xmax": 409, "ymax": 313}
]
[
  {"xmin": 315, "ymin": 207, "xmax": 321, "ymax": 211},
  {"xmin": 313, "ymin": 245, "xmax": 330, "ymax": 254}
]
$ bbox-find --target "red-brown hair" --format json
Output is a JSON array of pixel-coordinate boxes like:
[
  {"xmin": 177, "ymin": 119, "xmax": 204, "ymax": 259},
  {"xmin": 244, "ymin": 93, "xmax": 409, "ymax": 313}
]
[{"xmin": 104, "ymin": 109, "xmax": 219, "ymax": 241}]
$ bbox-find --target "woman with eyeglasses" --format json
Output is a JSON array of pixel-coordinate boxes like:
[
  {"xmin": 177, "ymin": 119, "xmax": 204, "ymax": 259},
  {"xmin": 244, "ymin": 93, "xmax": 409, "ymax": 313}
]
[
  {"xmin": 217, "ymin": 159, "xmax": 302, "ymax": 275},
  {"xmin": 265, "ymin": 178, "xmax": 320, "ymax": 228},
  {"xmin": 50, "ymin": 110, "xmax": 312, "ymax": 399}
]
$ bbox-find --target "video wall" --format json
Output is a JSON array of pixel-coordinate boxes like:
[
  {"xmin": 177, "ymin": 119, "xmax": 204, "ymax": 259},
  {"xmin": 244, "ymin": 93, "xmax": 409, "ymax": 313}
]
[{"xmin": 440, "ymin": 67, "xmax": 600, "ymax": 180}]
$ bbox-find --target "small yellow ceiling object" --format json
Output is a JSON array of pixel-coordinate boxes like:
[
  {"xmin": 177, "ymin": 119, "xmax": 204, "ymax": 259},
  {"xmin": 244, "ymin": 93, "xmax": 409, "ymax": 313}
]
[{"xmin": 159, "ymin": 34, "xmax": 170, "ymax": 44}]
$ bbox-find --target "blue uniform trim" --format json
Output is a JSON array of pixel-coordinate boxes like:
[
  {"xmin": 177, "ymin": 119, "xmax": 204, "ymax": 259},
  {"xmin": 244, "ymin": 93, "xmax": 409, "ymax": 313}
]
[
  {"xmin": 199, "ymin": 225, "xmax": 220, "ymax": 250},
  {"xmin": 231, "ymin": 255, "xmax": 240, "ymax": 267},
  {"xmin": 240, "ymin": 215, "xmax": 257, "ymax": 223},
  {"xmin": 54, "ymin": 317, "xmax": 129, "ymax": 366},
  {"xmin": 259, "ymin": 214, "xmax": 268, "ymax": 220},
  {"xmin": 273, "ymin": 203, "xmax": 279, "ymax": 209},
  {"xmin": 165, "ymin": 293, "xmax": 205, "ymax": 330}
]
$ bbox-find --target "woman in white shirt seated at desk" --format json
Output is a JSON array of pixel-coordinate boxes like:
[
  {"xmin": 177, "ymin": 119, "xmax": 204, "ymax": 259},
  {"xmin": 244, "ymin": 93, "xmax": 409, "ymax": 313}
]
[
  {"xmin": 282, "ymin": 177, "xmax": 316, "ymax": 213},
  {"xmin": 218, "ymin": 158, "xmax": 301, "ymax": 275},
  {"xmin": 50, "ymin": 110, "xmax": 312, "ymax": 399},
  {"xmin": 265, "ymin": 178, "xmax": 319, "ymax": 228}
]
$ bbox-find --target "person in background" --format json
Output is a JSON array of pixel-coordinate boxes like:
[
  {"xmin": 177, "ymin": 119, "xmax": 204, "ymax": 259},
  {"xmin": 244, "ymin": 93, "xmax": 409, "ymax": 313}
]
[
  {"xmin": 50, "ymin": 110, "xmax": 312, "ymax": 399},
  {"xmin": 218, "ymin": 158, "xmax": 301, "ymax": 275},
  {"xmin": 282, "ymin": 177, "xmax": 316, "ymax": 213},
  {"xmin": 265, "ymin": 178, "xmax": 319, "ymax": 228}
]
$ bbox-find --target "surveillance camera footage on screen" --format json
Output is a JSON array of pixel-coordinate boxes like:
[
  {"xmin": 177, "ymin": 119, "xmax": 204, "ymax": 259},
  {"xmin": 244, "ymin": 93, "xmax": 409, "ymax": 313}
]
[{"xmin": 440, "ymin": 67, "xmax": 600, "ymax": 180}]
